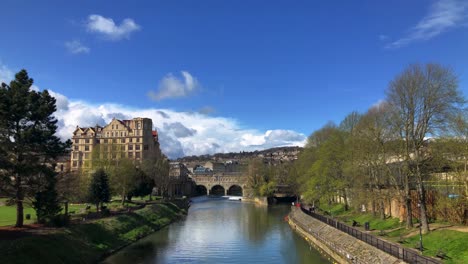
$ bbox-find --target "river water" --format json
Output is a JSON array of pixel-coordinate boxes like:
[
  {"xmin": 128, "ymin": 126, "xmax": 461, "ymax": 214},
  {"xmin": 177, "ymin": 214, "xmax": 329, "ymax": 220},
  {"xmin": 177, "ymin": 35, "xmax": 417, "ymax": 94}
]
[{"xmin": 103, "ymin": 197, "xmax": 330, "ymax": 264}]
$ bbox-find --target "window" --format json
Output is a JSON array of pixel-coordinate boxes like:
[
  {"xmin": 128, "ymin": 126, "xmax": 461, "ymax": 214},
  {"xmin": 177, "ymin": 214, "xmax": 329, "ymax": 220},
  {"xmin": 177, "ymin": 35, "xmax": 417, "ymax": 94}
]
[
  {"xmin": 74, "ymin": 139, "xmax": 79, "ymax": 144},
  {"xmin": 136, "ymin": 145, "xmax": 141, "ymax": 151},
  {"xmin": 128, "ymin": 145, "xmax": 133, "ymax": 151},
  {"xmin": 113, "ymin": 139, "xmax": 117, "ymax": 143},
  {"xmin": 84, "ymin": 153, "xmax": 90, "ymax": 159},
  {"xmin": 74, "ymin": 146, "xmax": 78, "ymax": 151},
  {"xmin": 107, "ymin": 132, "xmax": 109, "ymax": 137},
  {"xmin": 72, "ymin": 161, "xmax": 77, "ymax": 167},
  {"xmin": 112, "ymin": 125, "xmax": 114, "ymax": 129},
  {"xmin": 129, "ymin": 138, "xmax": 132, "ymax": 143},
  {"xmin": 96, "ymin": 139, "xmax": 100, "ymax": 144},
  {"xmin": 103, "ymin": 139, "xmax": 108, "ymax": 144},
  {"xmin": 121, "ymin": 138, "xmax": 125, "ymax": 143},
  {"xmin": 85, "ymin": 139, "xmax": 89, "ymax": 143},
  {"xmin": 120, "ymin": 132, "xmax": 123, "ymax": 137},
  {"xmin": 128, "ymin": 152, "xmax": 133, "ymax": 158},
  {"xmin": 112, "ymin": 153, "xmax": 117, "ymax": 159},
  {"xmin": 116, "ymin": 125, "xmax": 119, "ymax": 129},
  {"xmin": 144, "ymin": 145, "xmax": 149, "ymax": 150},
  {"xmin": 60, "ymin": 164, "xmax": 64, "ymax": 172},
  {"xmin": 136, "ymin": 138, "xmax": 140, "ymax": 143},
  {"xmin": 135, "ymin": 152, "xmax": 140, "ymax": 159},
  {"xmin": 137, "ymin": 122, "xmax": 141, "ymax": 129},
  {"xmin": 85, "ymin": 146, "xmax": 89, "ymax": 151}
]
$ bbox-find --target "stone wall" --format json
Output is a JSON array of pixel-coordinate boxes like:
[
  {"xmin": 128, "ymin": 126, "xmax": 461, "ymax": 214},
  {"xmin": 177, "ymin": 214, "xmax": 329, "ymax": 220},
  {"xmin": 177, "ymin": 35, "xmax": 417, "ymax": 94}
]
[{"xmin": 289, "ymin": 207, "xmax": 405, "ymax": 264}]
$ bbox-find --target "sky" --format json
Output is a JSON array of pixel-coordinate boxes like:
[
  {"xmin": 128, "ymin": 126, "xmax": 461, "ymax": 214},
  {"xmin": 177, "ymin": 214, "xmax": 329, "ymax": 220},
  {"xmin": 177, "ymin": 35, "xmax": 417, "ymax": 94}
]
[{"xmin": 1, "ymin": 0, "xmax": 468, "ymax": 158}]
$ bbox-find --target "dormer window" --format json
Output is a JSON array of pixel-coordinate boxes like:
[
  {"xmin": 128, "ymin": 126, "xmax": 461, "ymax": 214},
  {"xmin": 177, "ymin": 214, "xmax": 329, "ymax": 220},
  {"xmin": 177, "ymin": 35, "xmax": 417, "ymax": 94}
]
[{"xmin": 137, "ymin": 122, "xmax": 141, "ymax": 129}]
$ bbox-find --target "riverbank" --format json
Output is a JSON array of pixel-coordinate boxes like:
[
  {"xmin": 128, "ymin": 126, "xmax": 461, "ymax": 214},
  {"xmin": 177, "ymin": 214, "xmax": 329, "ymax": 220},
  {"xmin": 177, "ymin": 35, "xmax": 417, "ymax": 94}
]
[
  {"xmin": 0, "ymin": 203, "xmax": 186, "ymax": 264},
  {"xmin": 288, "ymin": 207, "xmax": 404, "ymax": 264}
]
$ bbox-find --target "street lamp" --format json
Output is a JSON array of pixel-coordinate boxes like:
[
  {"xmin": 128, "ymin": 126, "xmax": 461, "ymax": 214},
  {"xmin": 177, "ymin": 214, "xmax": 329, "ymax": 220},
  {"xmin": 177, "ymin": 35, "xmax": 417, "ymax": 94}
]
[{"xmin": 417, "ymin": 203, "xmax": 423, "ymax": 252}]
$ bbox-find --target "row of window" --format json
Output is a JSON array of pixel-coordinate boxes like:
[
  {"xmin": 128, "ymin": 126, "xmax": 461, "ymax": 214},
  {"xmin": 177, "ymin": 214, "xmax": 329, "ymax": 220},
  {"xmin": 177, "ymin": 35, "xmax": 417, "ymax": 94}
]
[
  {"xmin": 110, "ymin": 122, "xmax": 141, "ymax": 130},
  {"xmin": 73, "ymin": 144, "xmax": 148, "ymax": 152},
  {"xmin": 73, "ymin": 137, "xmax": 143, "ymax": 144},
  {"xmin": 72, "ymin": 152, "xmax": 142, "ymax": 166}
]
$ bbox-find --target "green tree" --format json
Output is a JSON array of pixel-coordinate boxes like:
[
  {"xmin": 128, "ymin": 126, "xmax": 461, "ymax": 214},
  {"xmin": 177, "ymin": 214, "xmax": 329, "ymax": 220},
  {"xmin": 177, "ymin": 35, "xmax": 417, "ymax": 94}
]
[
  {"xmin": 0, "ymin": 70, "xmax": 68, "ymax": 227},
  {"xmin": 110, "ymin": 158, "xmax": 139, "ymax": 205},
  {"xmin": 386, "ymin": 63, "xmax": 465, "ymax": 232},
  {"xmin": 32, "ymin": 169, "xmax": 62, "ymax": 224},
  {"xmin": 88, "ymin": 168, "xmax": 111, "ymax": 212},
  {"xmin": 141, "ymin": 151, "xmax": 170, "ymax": 198}
]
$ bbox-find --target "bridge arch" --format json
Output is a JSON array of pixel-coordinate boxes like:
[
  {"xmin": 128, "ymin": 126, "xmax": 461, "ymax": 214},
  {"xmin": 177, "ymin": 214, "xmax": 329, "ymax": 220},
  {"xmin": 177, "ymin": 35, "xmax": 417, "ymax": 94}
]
[
  {"xmin": 195, "ymin": 185, "xmax": 208, "ymax": 196},
  {"xmin": 227, "ymin": 185, "xmax": 243, "ymax": 196},
  {"xmin": 210, "ymin": 185, "xmax": 225, "ymax": 196}
]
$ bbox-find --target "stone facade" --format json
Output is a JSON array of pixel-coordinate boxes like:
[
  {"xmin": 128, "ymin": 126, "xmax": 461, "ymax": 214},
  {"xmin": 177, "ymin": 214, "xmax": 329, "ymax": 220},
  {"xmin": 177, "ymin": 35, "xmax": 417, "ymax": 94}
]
[
  {"xmin": 70, "ymin": 117, "xmax": 159, "ymax": 171},
  {"xmin": 168, "ymin": 162, "xmax": 194, "ymax": 196}
]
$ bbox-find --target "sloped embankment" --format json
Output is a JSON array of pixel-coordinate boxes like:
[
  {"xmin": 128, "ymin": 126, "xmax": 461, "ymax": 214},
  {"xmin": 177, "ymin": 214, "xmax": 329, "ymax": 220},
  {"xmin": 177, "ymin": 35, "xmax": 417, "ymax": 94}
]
[{"xmin": 0, "ymin": 203, "xmax": 186, "ymax": 264}]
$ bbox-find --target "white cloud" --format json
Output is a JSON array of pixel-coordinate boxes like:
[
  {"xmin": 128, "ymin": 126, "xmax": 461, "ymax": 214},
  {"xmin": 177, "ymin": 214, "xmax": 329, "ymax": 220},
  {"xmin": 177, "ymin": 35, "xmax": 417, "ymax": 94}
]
[
  {"xmin": 148, "ymin": 71, "xmax": 200, "ymax": 101},
  {"xmin": 0, "ymin": 63, "xmax": 14, "ymax": 84},
  {"xmin": 65, "ymin": 40, "xmax": 90, "ymax": 54},
  {"xmin": 48, "ymin": 91, "xmax": 306, "ymax": 158},
  {"xmin": 86, "ymin": 14, "xmax": 140, "ymax": 40},
  {"xmin": 386, "ymin": 0, "xmax": 468, "ymax": 48}
]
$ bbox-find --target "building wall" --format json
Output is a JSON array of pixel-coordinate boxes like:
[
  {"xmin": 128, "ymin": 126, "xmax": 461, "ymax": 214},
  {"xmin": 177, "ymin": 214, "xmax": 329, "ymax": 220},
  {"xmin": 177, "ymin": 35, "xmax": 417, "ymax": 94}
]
[{"xmin": 70, "ymin": 117, "xmax": 158, "ymax": 171}]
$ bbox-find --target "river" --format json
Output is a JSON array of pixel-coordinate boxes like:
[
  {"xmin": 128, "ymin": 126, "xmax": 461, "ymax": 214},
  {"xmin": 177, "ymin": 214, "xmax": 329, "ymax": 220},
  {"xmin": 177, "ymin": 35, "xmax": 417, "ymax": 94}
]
[{"xmin": 103, "ymin": 196, "xmax": 330, "ymax": 264}]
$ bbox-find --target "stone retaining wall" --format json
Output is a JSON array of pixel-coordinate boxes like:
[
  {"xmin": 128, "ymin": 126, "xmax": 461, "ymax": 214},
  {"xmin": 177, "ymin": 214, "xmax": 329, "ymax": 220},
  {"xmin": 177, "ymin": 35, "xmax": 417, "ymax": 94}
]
[{"xmin": 289, "ymin": 207, "xmax": 405, "ymax": 264}]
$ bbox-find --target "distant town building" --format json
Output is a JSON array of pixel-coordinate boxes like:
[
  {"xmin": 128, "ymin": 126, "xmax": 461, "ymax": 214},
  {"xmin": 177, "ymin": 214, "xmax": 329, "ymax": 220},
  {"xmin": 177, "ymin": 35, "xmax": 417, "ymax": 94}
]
[
  {"xmin": 168, "ymin": 162, "xmax": 194, "ymax": 196},
  {"xmin": 70, "ymin": 117, "xmax": 159, "ymax": 171}
]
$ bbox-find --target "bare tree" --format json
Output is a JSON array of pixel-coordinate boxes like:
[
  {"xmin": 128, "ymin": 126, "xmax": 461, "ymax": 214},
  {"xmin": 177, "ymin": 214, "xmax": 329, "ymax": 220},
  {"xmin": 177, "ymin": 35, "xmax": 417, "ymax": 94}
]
[{"xmin": 386, "ymin": 63, "xmax": 465, "ymax": 232}]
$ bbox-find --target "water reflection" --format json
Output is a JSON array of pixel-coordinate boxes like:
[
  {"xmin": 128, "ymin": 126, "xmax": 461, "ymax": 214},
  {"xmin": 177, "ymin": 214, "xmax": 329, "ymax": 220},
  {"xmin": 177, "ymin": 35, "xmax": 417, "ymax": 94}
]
[{"xmin": 103, "ymin": 197, "xmax": 329, "ymax": 264}]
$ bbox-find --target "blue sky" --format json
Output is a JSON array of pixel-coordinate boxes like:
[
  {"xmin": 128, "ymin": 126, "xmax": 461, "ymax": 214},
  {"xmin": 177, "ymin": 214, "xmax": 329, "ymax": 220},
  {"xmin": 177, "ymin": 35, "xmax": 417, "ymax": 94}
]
[{"xmin": 1, "ymin": 0, "xmax": 468, "ymax": 158}]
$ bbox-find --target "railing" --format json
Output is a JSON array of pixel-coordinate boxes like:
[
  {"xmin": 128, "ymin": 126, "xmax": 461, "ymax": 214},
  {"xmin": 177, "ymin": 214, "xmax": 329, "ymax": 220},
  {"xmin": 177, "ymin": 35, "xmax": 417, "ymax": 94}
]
[{"xmin": 300, "ymin": 206, "xmax": 441, "ymax": 264}]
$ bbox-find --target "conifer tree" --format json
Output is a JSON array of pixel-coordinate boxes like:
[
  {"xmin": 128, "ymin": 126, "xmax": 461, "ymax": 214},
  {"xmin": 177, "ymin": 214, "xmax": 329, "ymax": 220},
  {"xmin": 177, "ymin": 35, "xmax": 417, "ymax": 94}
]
[
  {"xmin": 88, "ymin": 168, "xmax": 111, "ymax": 212},
  {"xmin": 0, "ymin": 69, "xmax": 68, "ymax": 227}
]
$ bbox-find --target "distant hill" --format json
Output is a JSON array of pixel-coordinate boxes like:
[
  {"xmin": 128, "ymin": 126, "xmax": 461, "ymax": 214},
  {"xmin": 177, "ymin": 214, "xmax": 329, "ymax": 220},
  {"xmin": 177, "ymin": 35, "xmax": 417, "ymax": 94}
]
[{"xmin": 175, "ymin": 146, "xmax": 303, "ymax": 164}]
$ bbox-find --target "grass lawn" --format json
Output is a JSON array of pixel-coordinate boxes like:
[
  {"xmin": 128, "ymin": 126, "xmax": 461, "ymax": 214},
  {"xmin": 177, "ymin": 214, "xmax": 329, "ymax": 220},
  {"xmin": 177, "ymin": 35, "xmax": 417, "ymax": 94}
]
[
  {"xmin": 0, "ymin": 205, "xmax": 36, "ymax": 226},
  {"xmin": 0, "ymin": 203, "xmax": 185, "ymax": 264},
  {"xmin": 0, "ymin": 198, "xmax": 153, "ymax": 227},
  {"xmin": 404, "ymin": 229, "xmax": 468, "ymax": 264},
  {"xmin": 316, "ymin": 203, "xmax": 468, "ymax": 263}
]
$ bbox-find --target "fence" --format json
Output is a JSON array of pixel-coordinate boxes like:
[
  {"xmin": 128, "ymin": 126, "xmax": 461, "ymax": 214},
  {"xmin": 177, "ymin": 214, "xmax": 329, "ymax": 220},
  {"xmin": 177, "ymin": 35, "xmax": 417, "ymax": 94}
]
[{"xmin": 299, "ymin": 206, "xmax": 441, "ymax": 264}]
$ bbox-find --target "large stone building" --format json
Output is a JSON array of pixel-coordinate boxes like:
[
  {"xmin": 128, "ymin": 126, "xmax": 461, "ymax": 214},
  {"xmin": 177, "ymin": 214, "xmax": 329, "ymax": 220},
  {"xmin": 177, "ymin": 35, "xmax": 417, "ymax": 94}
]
[
  {"xmin": 71, "ymin": 117, "xmax": 159, "ymax": 171},
  {"xmin": 168, "ymin": 162, "xmax": 194, "ymax": 196}
]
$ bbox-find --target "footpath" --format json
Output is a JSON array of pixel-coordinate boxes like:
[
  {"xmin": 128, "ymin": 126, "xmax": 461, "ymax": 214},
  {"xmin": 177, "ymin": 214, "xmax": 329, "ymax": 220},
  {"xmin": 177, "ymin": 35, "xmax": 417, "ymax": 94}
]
[{"xmin": 288, "ymin": 206, "xmax": 442, "ymax": 264}]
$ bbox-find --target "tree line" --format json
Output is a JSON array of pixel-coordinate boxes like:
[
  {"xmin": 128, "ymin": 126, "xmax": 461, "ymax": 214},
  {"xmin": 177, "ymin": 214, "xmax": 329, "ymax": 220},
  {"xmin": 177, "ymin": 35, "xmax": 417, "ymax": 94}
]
[
  {"xmin": 294, "ymin": 63, "xmax": 467, "ymax": 232},
  {"xmin": 0, "ymin": 70, "xmax": 170, "ymax": 227}
]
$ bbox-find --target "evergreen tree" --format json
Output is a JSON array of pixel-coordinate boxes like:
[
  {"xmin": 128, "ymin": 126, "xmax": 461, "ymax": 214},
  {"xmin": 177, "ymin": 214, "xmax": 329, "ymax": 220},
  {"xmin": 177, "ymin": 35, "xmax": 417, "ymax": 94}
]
[
  {"xmin": 88, "ymin": 168, "xmax": 111, "ymax": 212},
  {"xmin": 0, "ymin": 70, "xmax": 68, "ymax": 227},
  {"xmin": 32, "ymin": 169, "xmax": 62, "ymax": 224}
]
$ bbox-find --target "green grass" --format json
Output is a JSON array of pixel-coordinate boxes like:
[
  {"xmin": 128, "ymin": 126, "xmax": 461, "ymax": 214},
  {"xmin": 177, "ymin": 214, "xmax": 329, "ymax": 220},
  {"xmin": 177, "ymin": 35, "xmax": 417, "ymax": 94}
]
[
  {"xmin": 0, "ymin": 203, "xmax": 185, "ymax": 264},
  {"xmin": 0, "ymin": 205, "xmax": 37, "ymax": 226},
  {"xmin": 316, "ymin": 203, "xmax": 468, "ymax": 263},
  {"xmin": 404, "ymin": 230, "xmax": 468, "ymax": 264},
  {"xmin": 0, "ymin": 200, "xmax": 143, "ymax": 227}
]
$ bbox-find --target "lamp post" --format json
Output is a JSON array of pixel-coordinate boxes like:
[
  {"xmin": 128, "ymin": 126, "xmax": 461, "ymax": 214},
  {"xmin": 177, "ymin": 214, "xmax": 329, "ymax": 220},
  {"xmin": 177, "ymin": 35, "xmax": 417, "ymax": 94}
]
[{"xmin": 417, "ymin": 203, "xmax": 423, "ymax": 252}]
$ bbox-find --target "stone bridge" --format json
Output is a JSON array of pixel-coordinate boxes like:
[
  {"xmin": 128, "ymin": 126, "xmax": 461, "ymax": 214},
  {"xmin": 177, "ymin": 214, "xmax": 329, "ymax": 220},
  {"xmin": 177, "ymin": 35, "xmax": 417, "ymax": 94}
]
[{"xmin": 191, "ymin": 172, "xmax": 247, "ymax": 196}]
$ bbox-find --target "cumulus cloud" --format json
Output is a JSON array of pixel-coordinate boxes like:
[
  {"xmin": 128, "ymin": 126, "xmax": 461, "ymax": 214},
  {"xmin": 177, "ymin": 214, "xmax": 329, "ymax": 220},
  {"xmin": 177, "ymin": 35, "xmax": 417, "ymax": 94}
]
[
  {"xmin": 0, "ymin": 63, "xmax": 14, "ymax": 84},
  {"xmin": 386, "ymin": 0, "xmax": 468, "ymax": 48},
  {"xmin": 148, "ymin": 71, "xmax": 199, "ymax": 101},
  {"xmin": 157, "ymin": 110, "xmax": 170, "ymax": 119},
  {"xmin": 46, "ymin": 91, "xmax": 306, "ymax": 158},
  {"xmin": 86, "ymin": 14, "xmax": 141, "ymax": 40},
  {"xmin": 65, "ymin": 40, "xmax": 90, "ymax": 54},
  {"xmin": 164, "ymin": 122, "xmax": 197, "ymax": 138}
]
